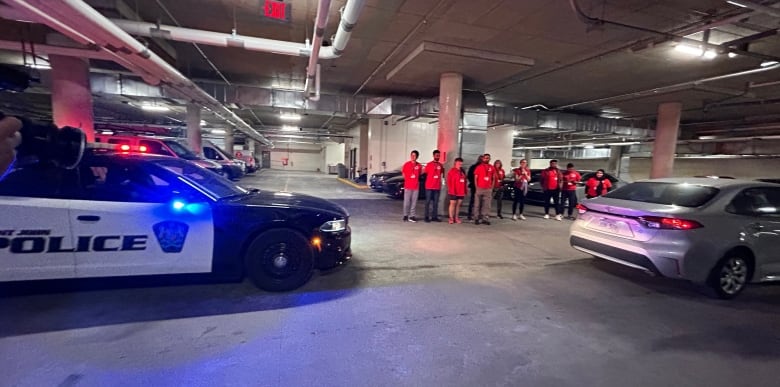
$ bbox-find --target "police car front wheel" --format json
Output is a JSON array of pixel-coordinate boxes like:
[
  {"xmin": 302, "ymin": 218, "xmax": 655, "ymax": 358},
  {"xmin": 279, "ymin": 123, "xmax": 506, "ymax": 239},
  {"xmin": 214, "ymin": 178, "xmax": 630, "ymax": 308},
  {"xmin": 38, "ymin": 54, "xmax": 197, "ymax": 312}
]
[{"xmin": 244, "ymin": 228, "xmax": 314, "ymax": 292}]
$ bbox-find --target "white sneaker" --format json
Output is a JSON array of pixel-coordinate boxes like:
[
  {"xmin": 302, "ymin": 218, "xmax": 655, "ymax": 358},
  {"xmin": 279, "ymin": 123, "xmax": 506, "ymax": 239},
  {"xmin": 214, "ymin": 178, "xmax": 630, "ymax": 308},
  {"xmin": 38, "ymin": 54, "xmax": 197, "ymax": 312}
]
[
  {"xmin": 512, "ymin": 214, "xmax": 518, "ymax": 221},
  {"xmin": 520, "ymin": 214, "xmax": 526, "ymax": 220},
  {"xmin": 544, "ymin": 214, "xmax": 550, "ymax": 219},
  {"xmin": 555, "ymin": 215, "xmax": 562, "ymax": 221}
]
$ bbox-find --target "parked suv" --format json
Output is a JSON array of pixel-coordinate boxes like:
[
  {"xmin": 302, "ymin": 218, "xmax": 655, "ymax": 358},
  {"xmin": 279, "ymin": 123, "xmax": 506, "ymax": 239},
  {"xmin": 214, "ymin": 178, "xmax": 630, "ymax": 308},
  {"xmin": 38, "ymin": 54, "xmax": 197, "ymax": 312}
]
[
  {"xmin": 200, "ymin": 140, "xmax": 245, "ymax": 180},
  {"xmin": 94, "ymin": 134, "xmax": 224, "ymax": 176}
]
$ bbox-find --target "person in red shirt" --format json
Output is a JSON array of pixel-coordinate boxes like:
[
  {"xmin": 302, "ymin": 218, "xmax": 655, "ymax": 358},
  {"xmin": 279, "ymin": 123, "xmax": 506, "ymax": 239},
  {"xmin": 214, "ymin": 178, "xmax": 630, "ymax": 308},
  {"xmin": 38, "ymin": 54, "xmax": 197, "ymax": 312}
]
[
  {"xmin": 561, "ymin": 163, "xmax": 582, "ymax": 220},
  {"xmin": 446, "ymin": 157, "xmax": 467, "ymax": 224},
  {"xmin": 401, "ymin": 150, "xmax": 421, "ymax": 222},
  {"xmin": 585, "ymin": 169, "xmax": 613, "ymax": 198},
  {"xmin": 511, "ymin": 159, "xmax": 531, "ymax": 220},
  {"xmin": 423, "ymin": 149, "xmax": 444, "ymax": 222},
  {"xmin": 540, "ymin": 159, "xmax": 563, "ymax": 220},
  {"xmin": 473, "ymin": 153, "xmax": 495, "ymax": 225},
  {"xmin": 492, "ymin": 160, "xmax": 506, "ymax": 219}
]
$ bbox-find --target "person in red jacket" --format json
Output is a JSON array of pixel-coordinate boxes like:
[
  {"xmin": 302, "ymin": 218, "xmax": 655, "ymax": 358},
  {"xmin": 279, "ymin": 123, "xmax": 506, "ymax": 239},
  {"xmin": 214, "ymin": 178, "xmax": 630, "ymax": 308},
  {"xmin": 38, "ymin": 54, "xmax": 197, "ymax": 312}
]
[
  {"xmin": 473, "ymin": 153, "xmax": 495, "ymax": 225},
  {"xmin": 512, "ymin": 159, "xmax": 531, "ymax": 220},
  {"xmin": 446, "ymin": 157, "xmax": 467, "ymax": 224},
  {"xmin": 561, "ymin": 163, "xmax": 582, "ymax": 220},
  {"xmin": 401, "ymin": 150, "xmax": 421, "ymax": 222},
  {"xmin": 585, "ymin": 169, "xmax": 613, "ymax": 199},
  {"xmin": 423, "ymin": 149, "xmax": 444, "ymax": 222},
  {"xmin": 492, "ymin": 160, "xmax": 506, "ymax": 219},
  {"xmin": 540, "ymin": 159, "xmax": 563, "ymax": 220}
]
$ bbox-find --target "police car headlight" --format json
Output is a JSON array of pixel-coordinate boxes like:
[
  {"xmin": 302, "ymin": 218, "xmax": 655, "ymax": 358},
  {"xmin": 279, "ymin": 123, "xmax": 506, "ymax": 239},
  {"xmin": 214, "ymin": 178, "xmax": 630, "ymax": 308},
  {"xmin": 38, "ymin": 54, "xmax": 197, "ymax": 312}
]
[{"xmin": 320, "ymin": 219, "xmax": 347, "ymax": 232}]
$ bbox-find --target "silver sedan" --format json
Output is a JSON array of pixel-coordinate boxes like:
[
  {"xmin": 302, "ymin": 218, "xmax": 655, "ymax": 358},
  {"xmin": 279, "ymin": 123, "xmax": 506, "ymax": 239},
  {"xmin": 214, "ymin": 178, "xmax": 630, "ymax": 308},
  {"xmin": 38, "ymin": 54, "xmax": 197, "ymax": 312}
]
[{"xmin": 569, "ymin": 178, "xmax": 780, "ymax": 299}]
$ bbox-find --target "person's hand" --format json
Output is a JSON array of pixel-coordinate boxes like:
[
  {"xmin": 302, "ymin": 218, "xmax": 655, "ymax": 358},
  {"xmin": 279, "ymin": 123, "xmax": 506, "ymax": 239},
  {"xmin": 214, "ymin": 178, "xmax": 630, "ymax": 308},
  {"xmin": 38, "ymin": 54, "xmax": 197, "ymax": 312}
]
[{"xmin": 0, "ymin": 115, "xmax": 23, "ymax": 177}]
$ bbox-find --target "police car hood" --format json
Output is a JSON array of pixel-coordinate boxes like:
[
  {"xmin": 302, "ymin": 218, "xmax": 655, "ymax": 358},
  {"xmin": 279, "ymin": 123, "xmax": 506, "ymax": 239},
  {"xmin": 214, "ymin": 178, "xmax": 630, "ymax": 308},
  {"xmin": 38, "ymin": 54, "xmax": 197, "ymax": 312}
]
[{"xmin": 230, "ymin": 190, "xmax": 348, "ymax": 217}]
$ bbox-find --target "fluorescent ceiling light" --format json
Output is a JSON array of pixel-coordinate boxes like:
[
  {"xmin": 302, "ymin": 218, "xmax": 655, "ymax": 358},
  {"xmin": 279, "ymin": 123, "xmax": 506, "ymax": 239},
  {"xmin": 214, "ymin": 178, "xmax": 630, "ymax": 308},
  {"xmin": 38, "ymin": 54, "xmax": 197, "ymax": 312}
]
[
  {"xmin": 140, "ymin": 105, "xmax": 170, "ymax": 112},
  {"xmin": 26, "ymin": 63, "xmax": 51, "ymax": 70},
  {"xmin": 728, "ymin": 52, "xmax": 738, "ymax": 58},
  {"xmin": 726, "ymin": 1, "xmax": 747, "ymax": 7},
  {"xmin": 761, "ymin": 60, "xmax": 779, "ymax": 67},
  {"xmin": 281, "ymin": 125, "xmax": 299, "ymax": 131},
  {"xmin": 280, "ymin": 113, "xmax": 301, "ymax": 121},
  {"xmin": 200, "ymin": 120, "xmax": 207, "ymax": 126},
  {"xmin": 211, "ymin": 129, "xmax": 226, "ymax": 135},
  {"xmin": 673, "ymin": 44, "xmax": 717, "ymax": 59}
]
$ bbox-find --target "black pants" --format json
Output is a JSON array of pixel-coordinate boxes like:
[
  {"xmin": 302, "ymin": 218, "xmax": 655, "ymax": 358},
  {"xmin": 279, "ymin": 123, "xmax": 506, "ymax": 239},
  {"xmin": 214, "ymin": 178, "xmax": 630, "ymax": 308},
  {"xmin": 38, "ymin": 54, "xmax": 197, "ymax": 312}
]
[
  {"xmin": 544, "ymin": 190, "xmax": 561, "ymax": 215},
  {"xmin": 494, "ymin": 188, "xmax": 504, "ymax": 216},
  {"xmin": 561, "ymin": 190, "xmax": 578, "ymax": 217},
  {"xmin": 467, "ymin": 186, "xmax": 476, "ymax": 218},
  {"xmin": 425, "ymin": 189, "xmax": 441, "ymax": 220},
  {"xmin": 512, "ymin": 190, "xmax": 526, "ymax": 215}
]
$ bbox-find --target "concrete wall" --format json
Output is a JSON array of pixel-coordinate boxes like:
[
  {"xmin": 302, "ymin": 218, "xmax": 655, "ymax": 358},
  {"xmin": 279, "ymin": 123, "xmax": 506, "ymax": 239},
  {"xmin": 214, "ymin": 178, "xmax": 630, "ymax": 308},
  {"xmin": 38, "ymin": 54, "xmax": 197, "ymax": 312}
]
[
  {"xmin": 322, "ymin": 142, "xmax": 345, "ymax": 174},
  {"xmin": 485, "ymin": 127, "xmax": 513, "ymax": 169},
  {"xmin": 269, "ymin": 143, "xmax": 323, "ymax": 171},
  {"xmin": 368, "ymin": 118, "xmax": 437, "ymax": 178}
]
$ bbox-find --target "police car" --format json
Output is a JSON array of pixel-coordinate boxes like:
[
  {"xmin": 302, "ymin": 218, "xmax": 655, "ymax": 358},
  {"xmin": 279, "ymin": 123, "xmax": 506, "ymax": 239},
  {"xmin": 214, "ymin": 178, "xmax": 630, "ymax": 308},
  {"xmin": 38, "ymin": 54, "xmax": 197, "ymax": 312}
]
[{"xmin": 0, "ymin": 151, "xmax": 351, "ymax": 291}]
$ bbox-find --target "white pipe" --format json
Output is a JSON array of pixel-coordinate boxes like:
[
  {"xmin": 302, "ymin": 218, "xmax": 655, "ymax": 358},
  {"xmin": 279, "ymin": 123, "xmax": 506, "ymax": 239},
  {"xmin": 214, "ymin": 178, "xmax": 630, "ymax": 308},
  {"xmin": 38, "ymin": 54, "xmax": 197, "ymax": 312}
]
[
  {"xmin": 320, "ymin": 0, "xmax": 367, "ymax": 59},
  {"xmin": 304, "ymin": 0, "xmax": 331, "ymax": 98},
  {"xmin": 308, "ymin": 63, "xmax": 322, "ymax": 102},
  {"xmin": 8, "ymin": 0, "xmax": 271, "ymax": 146}
]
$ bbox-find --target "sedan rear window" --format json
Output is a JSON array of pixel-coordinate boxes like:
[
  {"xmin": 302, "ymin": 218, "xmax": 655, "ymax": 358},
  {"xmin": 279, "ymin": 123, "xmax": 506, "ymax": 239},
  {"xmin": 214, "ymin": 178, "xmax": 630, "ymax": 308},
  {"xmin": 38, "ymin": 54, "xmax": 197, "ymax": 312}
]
[{"xmin": 604, "ymin": 182, "xmax": 719, "ymax": 207}]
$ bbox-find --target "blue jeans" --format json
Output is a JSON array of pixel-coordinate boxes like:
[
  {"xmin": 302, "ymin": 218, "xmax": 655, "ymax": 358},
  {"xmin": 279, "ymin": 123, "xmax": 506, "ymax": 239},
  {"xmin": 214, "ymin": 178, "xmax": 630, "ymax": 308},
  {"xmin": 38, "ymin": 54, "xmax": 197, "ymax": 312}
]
[{"xmin": 425, "ymin": 189, "xmax": 441, "ymax": 219}]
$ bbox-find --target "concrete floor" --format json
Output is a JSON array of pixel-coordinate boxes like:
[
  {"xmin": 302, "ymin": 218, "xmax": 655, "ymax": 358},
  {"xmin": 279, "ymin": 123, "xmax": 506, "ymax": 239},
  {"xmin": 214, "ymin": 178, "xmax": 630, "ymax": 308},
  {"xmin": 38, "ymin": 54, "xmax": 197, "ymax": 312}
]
[{"xmin": 2, "ymin": 169, "xmax": 780, "ymax": 386}]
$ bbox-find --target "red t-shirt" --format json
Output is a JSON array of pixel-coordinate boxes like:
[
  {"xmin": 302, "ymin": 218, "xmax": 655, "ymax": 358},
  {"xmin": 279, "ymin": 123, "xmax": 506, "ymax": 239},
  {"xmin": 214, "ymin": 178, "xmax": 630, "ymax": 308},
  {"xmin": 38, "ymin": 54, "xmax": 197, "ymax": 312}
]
[
  {"xmin": 541, "ymin": 167, "xmax": 561, "ymax": 191},
  {"xmin": 447, "ymin": 167, "xmax": 467, "ymax": 196},
  {"xmin": 586, "ymin": 177, "xmax": 612, "ymax": 197},
  {"xmin": 494, "ymin": 168, "xmax": 506, "ymax": 189},
  {"xmin": 562, "ymin": 170, "xmax": 582, "ymax": 191},
  {"xmin": 424, "ymin": 161, "xmax": 444, "ymax": 190},
  {"xmin": 474, "ymin": 163, "xmax": 495, "ymax": 189},
  {"xmin": 402, "ymin": 160, "xmax": 422, "ymax": 190}
]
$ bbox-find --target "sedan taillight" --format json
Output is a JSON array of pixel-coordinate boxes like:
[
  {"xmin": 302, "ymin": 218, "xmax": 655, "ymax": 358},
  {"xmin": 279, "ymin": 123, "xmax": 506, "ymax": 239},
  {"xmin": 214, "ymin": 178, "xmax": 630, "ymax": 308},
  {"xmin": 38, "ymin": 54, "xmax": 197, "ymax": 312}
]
[{"xmin": 638, "ymin": 216, "xmax": 703, "ymax": 230}]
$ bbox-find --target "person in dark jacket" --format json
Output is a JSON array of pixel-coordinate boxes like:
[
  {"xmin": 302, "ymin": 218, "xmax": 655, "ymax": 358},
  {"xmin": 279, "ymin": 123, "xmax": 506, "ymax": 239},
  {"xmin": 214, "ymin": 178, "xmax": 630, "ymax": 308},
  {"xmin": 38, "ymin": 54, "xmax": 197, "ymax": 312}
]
[{"xmin": 466, "ymin": 154, "xmax": 484, "ymax": 220}]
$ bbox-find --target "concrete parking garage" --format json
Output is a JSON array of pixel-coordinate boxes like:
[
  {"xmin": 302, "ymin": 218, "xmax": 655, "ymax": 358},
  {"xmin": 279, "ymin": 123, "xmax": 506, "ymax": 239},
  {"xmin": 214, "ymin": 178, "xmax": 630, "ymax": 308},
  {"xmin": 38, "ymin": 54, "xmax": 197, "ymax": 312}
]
[{"xmin": 2, "ymin": 171, "xmax": 780, "ymax": 387}]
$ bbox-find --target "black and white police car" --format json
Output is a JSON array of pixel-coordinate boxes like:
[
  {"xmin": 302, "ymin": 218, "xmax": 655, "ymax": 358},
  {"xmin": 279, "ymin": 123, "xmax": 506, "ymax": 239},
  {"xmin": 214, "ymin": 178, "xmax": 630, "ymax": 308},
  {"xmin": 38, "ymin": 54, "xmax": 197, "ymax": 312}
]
[{"xmin": 0, "ymin": 150, "xmax": 351, "ymax": 291}]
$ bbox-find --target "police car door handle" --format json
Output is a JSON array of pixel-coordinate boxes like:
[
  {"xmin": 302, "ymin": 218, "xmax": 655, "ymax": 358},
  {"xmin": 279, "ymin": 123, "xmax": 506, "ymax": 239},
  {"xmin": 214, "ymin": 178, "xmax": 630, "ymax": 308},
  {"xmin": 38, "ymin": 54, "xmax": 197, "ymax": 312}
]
[{"xmin": 77, "ymin": 215, "xmax": 101, "ymax": 222}]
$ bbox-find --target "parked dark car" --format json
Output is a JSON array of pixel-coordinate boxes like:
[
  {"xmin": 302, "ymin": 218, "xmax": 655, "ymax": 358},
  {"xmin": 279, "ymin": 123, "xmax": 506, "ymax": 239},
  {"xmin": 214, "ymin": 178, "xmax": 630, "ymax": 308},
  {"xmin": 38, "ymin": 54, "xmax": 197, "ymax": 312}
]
[
  {"xmin": 384, "ymin": 174, "xmax": 427, "ymax": 200},
  {"xmin": 369, "ymin": 170, "xmax": 402, "ymax": 191},
  {"xmin": 525, "ymin": 170, "xmax": 625, "ymax": 207},
  {"xmin": 756, "ymin": 178, "xmax": 780, "ymax": 184}
]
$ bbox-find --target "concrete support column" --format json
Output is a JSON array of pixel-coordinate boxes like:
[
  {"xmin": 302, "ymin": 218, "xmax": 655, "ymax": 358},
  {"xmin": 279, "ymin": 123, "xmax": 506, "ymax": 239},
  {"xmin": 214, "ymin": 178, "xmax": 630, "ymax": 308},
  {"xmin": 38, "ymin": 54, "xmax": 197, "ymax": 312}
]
[
  {"xmin": 186, "ymin": 104, "xmax": 202, "ymax": 155},
  {"xmin": 224, "ymin": 126, "xmax": 235, "ymax": 155},
  {"xmin": 49, "ymin": 55, "xmax": 94, "ymax": 142},
  {"xmin": 437, "ymin": 72, "xmax": 462, "ymax": 170},
  {"xmin": 359, "ymin": 122, "xmax": 369, "ymax": 178},
  {"xmin": 650, "ymin": 102, "xmax": 682, "ymax": 179},
  {"xmin": 608, "ymin": 145, "xmax": 625, "ymax": 177}
]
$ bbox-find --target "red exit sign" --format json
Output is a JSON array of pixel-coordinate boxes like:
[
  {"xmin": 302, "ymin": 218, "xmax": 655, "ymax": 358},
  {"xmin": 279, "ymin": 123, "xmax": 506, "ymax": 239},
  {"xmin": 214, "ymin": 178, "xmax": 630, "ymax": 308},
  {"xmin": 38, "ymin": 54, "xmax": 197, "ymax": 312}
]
[{"xmin": 263, "ymin": 0, "xmax": 291, "ymax": 23}]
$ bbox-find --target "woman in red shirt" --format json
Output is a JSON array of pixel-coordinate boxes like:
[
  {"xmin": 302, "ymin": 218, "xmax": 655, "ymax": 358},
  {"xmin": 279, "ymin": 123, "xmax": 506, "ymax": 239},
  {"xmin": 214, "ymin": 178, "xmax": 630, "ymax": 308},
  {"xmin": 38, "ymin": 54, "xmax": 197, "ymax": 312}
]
[
  {"xmin": 492, "ymin": 160, "xmax": 506, "ymax": 219},
  {"xmin": 512, "ymin": 159, "xmax": 531, "ymax": 220},
  {"xmin": 585, "ymin": 169, "xmax": 613, "ymax": 198},
  {"xmin": 446, "ymin": 157, "xmax": 467, "ymax": 224}
]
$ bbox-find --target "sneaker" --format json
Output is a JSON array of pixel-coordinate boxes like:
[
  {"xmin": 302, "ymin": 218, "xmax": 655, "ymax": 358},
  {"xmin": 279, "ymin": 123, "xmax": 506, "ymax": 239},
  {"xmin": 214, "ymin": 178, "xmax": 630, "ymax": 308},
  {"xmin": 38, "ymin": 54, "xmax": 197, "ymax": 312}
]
[
  {"xmin": 555, "ymin": 215, "xmax": 562, "ymax": 221},
  {"xmin": 520, "ymin": 214, "xmax": 526, "ymax": 220},
  {"xmin": 424, "ymin": 217, "xmax": 431, "ymax": 223},
  {"xmin": 455, "ymin": 217, "xmax": 462, "ymax": 224},
  {"xmin": 433, "ymin": 218, "xmax": 442, "ymax": 222},
  {"xmin": 403, "ymin": 216, "xmax": 408, "ymax": 222},
  {"xmin": 467, "ymin": 216, "xmax": 473, "ymax": 221},
  {"xmin": 483, "ymin": 220, "xmax": 491, "ymax": 225},
  {"xmin": 409, "ymin": 217, "xmax": 418, "ymax": 223},
  {"xmin": 475, "ymin": 219, "xmax": 481, "ymax": 225},
  {"xmin": 497, "ymin": 214, "xmax": 503, "ymax": 219},
  {"xmin": 448, "ymin": 218, "xmax": 454, "ymax": 224},
  {"xmin": 512, "ymin": 214, "xmax": 518, "ymax": 221},
  {"xmin": 544, "ymin": 214, "xmax": 550, "ymax": 219}
]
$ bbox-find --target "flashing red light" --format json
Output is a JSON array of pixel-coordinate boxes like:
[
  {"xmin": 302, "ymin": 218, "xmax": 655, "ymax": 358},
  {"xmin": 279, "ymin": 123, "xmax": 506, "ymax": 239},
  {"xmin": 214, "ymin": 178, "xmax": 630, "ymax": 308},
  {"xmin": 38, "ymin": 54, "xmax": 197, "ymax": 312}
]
[
  {"xmin": 139, "ymin": 145, "xmax": 148, "ymax": 152},
  {"xmin": 119, "ymin": 144, "xmax": 131, "ymax": 151},
  {"xmin": 639, "ymin": 216, "xmax": 703, "ymax": 230}
]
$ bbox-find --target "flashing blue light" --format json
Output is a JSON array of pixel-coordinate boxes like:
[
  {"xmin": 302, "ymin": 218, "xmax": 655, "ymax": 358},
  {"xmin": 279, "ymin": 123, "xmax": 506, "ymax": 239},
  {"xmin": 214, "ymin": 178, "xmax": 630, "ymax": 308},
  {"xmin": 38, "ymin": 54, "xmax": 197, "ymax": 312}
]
[{"xmin": 171, "ymin": 200, "xmax": 187, "ymax": 211}]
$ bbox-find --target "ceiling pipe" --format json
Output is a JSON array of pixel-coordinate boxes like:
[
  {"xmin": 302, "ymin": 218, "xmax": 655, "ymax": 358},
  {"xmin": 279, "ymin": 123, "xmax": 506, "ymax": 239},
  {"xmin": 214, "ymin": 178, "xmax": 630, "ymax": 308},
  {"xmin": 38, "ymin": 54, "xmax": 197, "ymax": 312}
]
[
  {"xmin": 304, "ymin": 0, "xmax": 331, "ymax": 101},
  {"xmin": 554, "ymin": 62, "xmax": 780, "ymax": 110},
  {"xmin": 7, "ymin": 0, "xmax": 272, "ymax": 146},
  {"xmin": 725, "ymin": 0, "xmax": 780, "ymax": 18},
  {"xmin": 320, "ymin": 0, "xmax": 367, "ymax": 59}
]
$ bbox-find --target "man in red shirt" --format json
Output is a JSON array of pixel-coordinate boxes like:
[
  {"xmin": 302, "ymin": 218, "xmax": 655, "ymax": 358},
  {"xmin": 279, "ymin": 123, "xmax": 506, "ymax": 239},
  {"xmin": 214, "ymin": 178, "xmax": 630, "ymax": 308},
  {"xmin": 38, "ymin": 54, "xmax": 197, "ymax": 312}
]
[
  {"xmin": 540, "ymin": 159, "xmax": 563, "ymax": 220},
  {"xmin": 402, "ymin": 150, "xmax": 421, "ymax": 222},
  {"xmin": 561, "ymin": 163, "xmax": 582, "ymax": 220},
  {"xmin": 473, "ymin": 153, "xmax": 495, "ymax": 225},
  {"xmin": 423, "ymin": 149, "xmax": 444, "ymax": 222},
  {"xmin": 446, "ymin": 157, "xmax": 467, "ymax": 224}
]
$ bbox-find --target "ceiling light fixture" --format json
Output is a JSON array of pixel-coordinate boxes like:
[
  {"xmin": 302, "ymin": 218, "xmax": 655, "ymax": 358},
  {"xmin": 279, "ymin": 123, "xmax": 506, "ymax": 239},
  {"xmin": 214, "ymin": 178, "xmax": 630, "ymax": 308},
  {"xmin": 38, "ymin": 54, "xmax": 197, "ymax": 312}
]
[
  {"xmin": 728, "ymin": 52, "xmax": 738, "ymax": 58},
  {"xmin": 281, "ymin": 125, "xmax": 299, "ymax": 131},
  {"xmin": 139, "ymin": 101, "xmax": 169, "ymax": 112},
  {"xmin": 280, "ymin": 113, "xmax": 302, "ymax": 121},
  {"xmin": 726, "ymin": 0, "xmax": 747, "ymax": 7},
  {"xmin": 761, "ymin": 60, "xmax": 779, "ymax": 67},
  {"xmin": 200, "ymin": 120, "xmax": 207, "ymax": 126},
  {"xmin": 674, "ymin": 44, "xmax": 717, "ymax": 59},
  {"xmin": 211, "ymin": 129, "xmax": 226, "ymax": 135},
  {"xmin": 26, "ymin": 63, "xmax": 51, "ymax": 70}
]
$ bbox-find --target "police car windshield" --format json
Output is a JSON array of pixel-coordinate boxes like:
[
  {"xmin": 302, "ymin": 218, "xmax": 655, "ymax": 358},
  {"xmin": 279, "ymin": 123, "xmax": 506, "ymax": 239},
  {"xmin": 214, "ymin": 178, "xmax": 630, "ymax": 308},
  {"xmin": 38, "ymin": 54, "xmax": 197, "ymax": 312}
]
[
  {"xmin": 151, "ymin": 158, "xmax": 248, "ymax": 199},
  {"xmin": 163, "ymin": 140, "xmax": 199, "ymax": 160}
]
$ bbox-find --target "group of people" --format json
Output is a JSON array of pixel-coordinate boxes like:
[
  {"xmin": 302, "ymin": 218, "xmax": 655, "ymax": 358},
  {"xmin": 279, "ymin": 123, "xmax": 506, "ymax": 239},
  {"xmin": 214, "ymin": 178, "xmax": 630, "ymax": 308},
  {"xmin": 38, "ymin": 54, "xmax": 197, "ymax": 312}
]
[
  {"xmin": 0, "ymin": 114, "xmax": 22, "ymax": 181},
  {"xmin": 401, "ymin": 150, "xmax": 613, "ymax": 225}
]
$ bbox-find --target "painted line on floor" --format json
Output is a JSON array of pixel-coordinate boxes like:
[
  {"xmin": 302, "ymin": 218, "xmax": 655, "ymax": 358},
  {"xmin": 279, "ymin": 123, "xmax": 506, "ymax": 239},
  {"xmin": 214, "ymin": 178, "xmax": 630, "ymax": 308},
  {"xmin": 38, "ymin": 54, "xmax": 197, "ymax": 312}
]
[{"xmin": 337, "ymin": 178, "xmax": 369, "ymax": 189}]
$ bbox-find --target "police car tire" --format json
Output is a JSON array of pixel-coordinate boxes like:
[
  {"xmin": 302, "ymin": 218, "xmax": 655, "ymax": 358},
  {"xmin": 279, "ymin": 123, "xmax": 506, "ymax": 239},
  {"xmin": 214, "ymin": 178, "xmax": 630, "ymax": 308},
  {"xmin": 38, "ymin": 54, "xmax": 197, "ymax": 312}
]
[{"xmin": 244, "ymin": 229, "xmax": 314, "ymax": 292}]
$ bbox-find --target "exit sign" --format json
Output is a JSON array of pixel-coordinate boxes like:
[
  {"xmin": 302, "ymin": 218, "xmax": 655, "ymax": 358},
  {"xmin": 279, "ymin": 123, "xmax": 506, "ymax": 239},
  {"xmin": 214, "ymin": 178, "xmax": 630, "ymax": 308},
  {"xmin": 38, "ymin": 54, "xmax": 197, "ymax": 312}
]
[{"xmin": 263, "ymin": 0, "xmax": 291, "ymax": 23}]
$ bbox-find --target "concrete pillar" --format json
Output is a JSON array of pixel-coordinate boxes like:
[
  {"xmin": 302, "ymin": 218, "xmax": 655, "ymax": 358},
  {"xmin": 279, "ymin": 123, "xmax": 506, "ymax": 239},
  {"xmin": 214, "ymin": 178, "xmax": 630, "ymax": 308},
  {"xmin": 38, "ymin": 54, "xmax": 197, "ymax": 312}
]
[
  {"xmin": 650, "ymin": 102, "xmax": 682, "ymax": 179},
  {"xmin": 359, "ymin": 122, "xmax": 369, "ymax": 177},
  {"xmin": 437, "ymin": 72, "xmax": 462, "ymax": 171},
  {"xmin": 608, "ymin": 145, "xmax": 625, "ymax": 177},
  {"xmin": 224, "ymin": 126, "xmax": 235, "ymax": 155},
  {"xmin": 186, "ymin": 104, "xmax": 202, "ymax": 156},
  {"xmin": 49, "ymin": 55, "xmax": 94, "ymax": 142}
]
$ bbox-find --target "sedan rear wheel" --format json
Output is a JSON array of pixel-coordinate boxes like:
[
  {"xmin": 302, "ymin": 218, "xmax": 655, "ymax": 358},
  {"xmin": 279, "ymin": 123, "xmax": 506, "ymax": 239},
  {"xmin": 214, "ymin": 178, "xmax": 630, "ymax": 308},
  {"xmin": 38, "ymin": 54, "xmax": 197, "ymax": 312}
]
[{"xmin": 710, "ymin": 255, "xmax": 750, "ymax": 299}]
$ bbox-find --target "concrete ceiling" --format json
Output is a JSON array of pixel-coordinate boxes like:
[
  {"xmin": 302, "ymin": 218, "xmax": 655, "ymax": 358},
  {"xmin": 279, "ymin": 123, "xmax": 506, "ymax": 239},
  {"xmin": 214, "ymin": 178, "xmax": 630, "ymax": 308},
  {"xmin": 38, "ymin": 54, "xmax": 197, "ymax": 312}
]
[{"xmin": 2, "ymin": 0, "xmax": 780, "ymax": 143}]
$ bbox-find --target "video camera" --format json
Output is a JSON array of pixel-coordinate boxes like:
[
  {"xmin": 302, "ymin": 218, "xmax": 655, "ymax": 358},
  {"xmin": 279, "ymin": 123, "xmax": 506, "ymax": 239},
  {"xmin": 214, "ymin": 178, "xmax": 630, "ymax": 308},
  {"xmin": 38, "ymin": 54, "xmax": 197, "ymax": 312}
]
[{"xmin": 1, "ymin": 112, "xmax": 86, "ymax": 169}]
